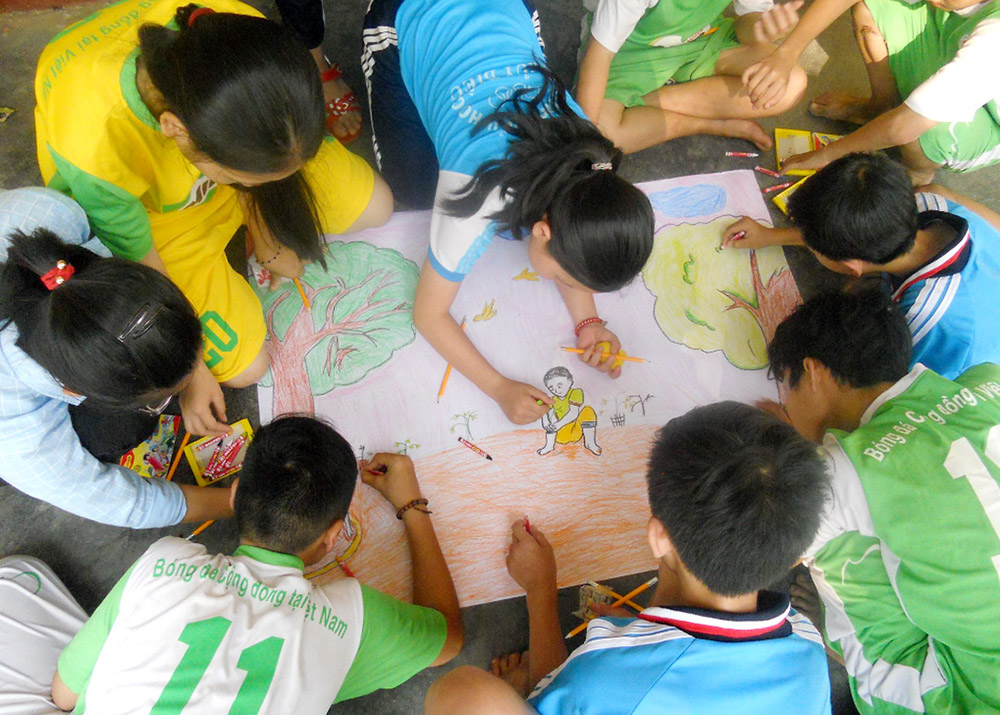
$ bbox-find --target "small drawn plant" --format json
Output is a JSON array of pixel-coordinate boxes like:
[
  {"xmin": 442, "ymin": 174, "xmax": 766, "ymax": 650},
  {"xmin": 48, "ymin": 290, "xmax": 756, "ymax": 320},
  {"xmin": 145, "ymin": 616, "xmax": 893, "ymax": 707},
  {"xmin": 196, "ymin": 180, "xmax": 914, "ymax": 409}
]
[
  {"xmin": 449, "ymin": 411, "xmax": 478, "ymax": 441},
  {"xmin": 395, "ymin": 439, "xmax": 420, "ymax": 455},
  {"xmin": 625, "ymin": 394, "xmax": 654, "ymax": 416}
]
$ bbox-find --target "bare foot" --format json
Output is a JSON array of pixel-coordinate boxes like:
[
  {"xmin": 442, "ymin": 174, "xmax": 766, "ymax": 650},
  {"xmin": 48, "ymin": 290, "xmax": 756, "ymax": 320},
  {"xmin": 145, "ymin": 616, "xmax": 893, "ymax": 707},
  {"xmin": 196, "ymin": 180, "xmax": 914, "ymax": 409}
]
[
  {"xmin": 491, "ymin": 651, "xmax": 530, "ymax": 697},
  {"xmin": 717, "ymin": 119, "xmax": 773, "ymax": 150},
  {"xmin": 322, "ymin": 75, "xmax": 363, "ymax": 141},
  {"xmin": 808, "ymin": 91, "xmax": 878, "ymax": 125}
]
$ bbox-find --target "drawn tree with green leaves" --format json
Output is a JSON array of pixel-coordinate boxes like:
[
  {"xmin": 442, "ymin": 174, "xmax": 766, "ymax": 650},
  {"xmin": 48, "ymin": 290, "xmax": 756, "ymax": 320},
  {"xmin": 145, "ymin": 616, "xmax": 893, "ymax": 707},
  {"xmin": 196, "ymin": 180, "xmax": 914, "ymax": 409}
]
[
  {"xmin": 641, "ymin": 217, "xmax": 800, "ymax": 369},
  {"xmin": 259, "ymin": 240, "xmax": 420, "ymax": 416},
  {"xmin": 395, "ymin": 439, "xmax": 420, "ymax": 455}
]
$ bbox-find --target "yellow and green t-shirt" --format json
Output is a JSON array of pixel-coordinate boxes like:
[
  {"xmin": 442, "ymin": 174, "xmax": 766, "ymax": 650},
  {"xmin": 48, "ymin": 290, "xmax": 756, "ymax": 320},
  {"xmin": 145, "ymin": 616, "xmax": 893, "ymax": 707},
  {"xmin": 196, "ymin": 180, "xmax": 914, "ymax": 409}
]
[{"xmin": 34, "ymin": 0, "xmax": 262, "ymax": 261}]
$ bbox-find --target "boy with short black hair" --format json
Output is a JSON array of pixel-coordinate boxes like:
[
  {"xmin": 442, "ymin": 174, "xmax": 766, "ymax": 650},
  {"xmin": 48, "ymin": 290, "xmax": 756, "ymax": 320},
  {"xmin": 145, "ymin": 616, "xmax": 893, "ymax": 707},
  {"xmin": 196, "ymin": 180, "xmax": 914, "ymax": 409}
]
[
  {"xmin": 767, "ymin": 290, "xmax": 1000, "ymax": 713},
  {"xmin": 47, "ymin": 416, "xmax": 463, "ymax": 713},
  {"xmin": 425, "ymin": 401, "xmax": 832, "ymax": 715},
  {"xmin": 725, "ymin": 152, "xmax": 1000, "ymax": 379}
]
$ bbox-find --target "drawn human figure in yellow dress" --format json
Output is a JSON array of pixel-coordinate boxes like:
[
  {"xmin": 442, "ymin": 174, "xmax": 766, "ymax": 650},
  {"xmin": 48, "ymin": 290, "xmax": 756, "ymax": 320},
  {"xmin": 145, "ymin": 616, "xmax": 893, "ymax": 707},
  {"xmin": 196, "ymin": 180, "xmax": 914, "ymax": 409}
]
[{"xmin": 537, "ymin": 367, "xmax": 601, "ymax": 456}]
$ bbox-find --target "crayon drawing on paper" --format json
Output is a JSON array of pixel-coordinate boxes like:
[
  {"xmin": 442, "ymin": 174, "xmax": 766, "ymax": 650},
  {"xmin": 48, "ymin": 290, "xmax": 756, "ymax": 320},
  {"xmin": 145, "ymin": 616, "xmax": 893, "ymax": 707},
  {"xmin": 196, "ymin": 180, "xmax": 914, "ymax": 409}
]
[{"xmin": 254, "ymin": 170, "xmax": 801, "ymax": 606}]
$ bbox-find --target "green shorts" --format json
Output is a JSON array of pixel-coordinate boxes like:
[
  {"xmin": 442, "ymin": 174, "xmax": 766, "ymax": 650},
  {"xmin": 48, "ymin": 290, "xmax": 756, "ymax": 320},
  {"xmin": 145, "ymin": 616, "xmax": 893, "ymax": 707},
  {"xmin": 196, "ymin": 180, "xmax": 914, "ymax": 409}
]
[
  {"xmin": 596, "ymin": 17, "xmax": 740, "ymax": 107},
  {"xmin": 866, "ymin": 0, "xmax": 1000, "ymax": 170}
]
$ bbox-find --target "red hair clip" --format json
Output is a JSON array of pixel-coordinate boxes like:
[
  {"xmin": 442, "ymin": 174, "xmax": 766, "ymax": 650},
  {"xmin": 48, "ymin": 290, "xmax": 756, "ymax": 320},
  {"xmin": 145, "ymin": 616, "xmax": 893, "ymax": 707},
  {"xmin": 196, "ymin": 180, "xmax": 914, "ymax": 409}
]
[
  {"xmin": 187, "ymin": 7, "xmax": 215, "ymax": 26},
  {"xmin": 40, "ymin": 260, "xmax": 75, "ymax": 290}
]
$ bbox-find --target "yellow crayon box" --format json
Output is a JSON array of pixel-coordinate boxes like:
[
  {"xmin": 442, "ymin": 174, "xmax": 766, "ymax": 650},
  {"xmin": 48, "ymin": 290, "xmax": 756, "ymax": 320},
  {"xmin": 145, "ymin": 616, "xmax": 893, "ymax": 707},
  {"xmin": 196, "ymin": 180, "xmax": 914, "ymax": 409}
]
[
  {"xmin": 184, "ymin": 418, "xmax": 254, "ymax": 486},
  {"xmin": 771, "ymin": 176, "xmax": 810, "ymax": 215}
]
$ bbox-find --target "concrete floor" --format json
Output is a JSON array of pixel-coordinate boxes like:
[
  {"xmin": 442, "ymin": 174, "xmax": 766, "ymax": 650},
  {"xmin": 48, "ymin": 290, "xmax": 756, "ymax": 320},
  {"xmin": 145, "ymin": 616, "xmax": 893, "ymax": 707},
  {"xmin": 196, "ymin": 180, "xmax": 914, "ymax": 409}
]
[{"xmin": 4, "ymin": 0, "xmax": 999, "ymax": 712}]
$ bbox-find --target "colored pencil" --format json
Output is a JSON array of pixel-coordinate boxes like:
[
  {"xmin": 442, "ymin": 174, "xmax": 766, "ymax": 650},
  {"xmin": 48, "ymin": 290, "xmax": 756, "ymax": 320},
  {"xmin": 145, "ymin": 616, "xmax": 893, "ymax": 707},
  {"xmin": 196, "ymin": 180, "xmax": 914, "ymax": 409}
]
[
  {"xmin": 565, "ymin": 576, "xmax": 658, "ymax": 639},
  {"xmin": 524, "ymin": 515, "xmax": 531, "ymax": 534},
  {"xmin": 186, "ymin": 519, "xmax": 216, "ymax": 540},
  {"xmin": 754, "ymin": 165, "xmax": 781, "ymax": 178},
  {"xmin": 763, "ymin": 181, "xmax": 796, "ymax": 194},
  {"xmin": 165, "ymin": 432, "xmax": 191, "ymax": 482},
  {"xmin": 458, "ymin": 436, "xmax": 493, "ymax": 461},
  {"xmin": 293, "ymin": 278, "xmax": 311, "ymax": 309},
  {"xmin": 725, "ymin": 151, "xmax": 758, "ymax": 158},
  {"xmin": 338, "ymin": 560, "xmax": 356, "ymax": 578},
  {"xmin": 436, "ymin": 317, "xmax": 467, "ymax": 402},
  {"xmin": 560, "ymin": 347, "xmax": 649, "ymax": 364},
  {"xmin": 587, "ymin": 581, "xmax": 643, "ymax": 612}
]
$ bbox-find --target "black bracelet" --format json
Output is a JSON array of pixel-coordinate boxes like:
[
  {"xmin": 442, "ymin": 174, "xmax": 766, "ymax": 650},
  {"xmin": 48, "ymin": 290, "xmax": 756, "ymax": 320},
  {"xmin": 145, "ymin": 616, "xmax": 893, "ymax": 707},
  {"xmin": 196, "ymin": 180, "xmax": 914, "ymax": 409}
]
[{"xmin": 396, "ymin": 498, "xmax": 432, "ymax": 520}]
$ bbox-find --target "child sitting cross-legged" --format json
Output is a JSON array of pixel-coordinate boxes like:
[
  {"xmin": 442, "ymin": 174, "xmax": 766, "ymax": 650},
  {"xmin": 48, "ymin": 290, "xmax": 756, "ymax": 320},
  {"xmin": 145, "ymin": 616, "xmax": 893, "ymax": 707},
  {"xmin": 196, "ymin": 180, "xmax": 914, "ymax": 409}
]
[
  {"xmin": 48, "ymin": 416, "xmax": 463, "ymax": 713},
  {"xmin": 425, "ymin": 401, "xmax": 833, "ymax": 715}
]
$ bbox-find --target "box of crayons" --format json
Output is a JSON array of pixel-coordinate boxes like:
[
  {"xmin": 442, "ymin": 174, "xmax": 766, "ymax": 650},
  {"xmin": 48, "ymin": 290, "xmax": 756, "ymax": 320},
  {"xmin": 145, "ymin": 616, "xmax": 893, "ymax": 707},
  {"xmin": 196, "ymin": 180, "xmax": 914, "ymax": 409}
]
[
  {"xmin": 184, "ymin": 418, "xmax": 254, "ymax": 486},
  {"xmin": 771, "ymin": 176, "xmax": 810, "ymax": 215},
  {"xmin": 120, "ymin": 415, "xmax": 180, "ymax": 479},
  {"xmin": 774, "ymin": 128, "xmax": 843, "ymax": 176}
]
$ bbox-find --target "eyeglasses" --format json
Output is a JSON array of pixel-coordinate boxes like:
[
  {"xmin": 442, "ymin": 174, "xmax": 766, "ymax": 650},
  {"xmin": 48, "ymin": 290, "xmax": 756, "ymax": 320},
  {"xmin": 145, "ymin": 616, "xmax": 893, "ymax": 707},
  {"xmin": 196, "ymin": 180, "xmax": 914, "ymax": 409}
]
[
  {"xmin": 117, "ymin": 303, "xmax": 165, "ymax": 342},
  {"xmin": 138, "ymin": 394, "xmax": 173, "ymax": 416}
]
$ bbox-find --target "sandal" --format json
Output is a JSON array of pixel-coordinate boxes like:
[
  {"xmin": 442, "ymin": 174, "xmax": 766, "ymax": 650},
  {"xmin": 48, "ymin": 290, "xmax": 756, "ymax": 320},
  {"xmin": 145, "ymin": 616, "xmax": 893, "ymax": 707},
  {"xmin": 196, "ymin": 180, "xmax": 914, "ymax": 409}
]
[{"xmin": 320, "ymin": 63, "xmax": 362, "ymax": 144}]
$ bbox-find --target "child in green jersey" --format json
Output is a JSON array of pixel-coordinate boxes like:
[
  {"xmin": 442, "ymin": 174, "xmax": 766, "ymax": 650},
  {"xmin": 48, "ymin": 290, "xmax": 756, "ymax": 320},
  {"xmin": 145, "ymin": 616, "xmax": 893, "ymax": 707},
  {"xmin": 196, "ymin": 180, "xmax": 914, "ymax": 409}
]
[
  {"xmin": 766, "ymin": 290, "xmax": 1000, "ymax": 713},
  {"xmin": 576, "ymin": 0, "xmax": 808, "ymax": 153},
  {"xmin": 45, "ymin": 416, "xmax": 462, "ymax": 713},
  {"xmin": 743, "ymin": 0, "xmax": 1000, "ymax": 183}
]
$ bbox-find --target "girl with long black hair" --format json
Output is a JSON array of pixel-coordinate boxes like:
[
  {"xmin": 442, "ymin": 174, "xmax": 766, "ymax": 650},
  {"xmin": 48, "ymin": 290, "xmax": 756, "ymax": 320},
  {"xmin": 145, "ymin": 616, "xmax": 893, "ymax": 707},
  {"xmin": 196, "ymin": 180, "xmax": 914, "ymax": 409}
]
[
  {"xmin": 34, "ymin": 0, "xmax": 392, "ymax": 435},
  {"xmin": 364, "ymin": 0, "xmax": 654, "ymax": 424}
]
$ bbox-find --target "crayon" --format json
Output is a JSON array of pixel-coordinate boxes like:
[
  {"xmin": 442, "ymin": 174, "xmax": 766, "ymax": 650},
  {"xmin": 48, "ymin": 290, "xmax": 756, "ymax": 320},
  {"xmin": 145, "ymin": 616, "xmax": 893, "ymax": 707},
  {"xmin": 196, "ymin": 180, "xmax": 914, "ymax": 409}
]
[
  {"xmin": 726, "ymin": 230, "xmax": 747, "ymax": 245},
  {"xmin": 763, "ymin": 181, "xmax": 796, "ymax": 194},
  {"xmin": 754, "ymin": 166, "xmax": 781, "ymax": 178},
  {"xmin": 458, "ymin": 436, "xmax": 493, "ymax": 461},
  {"xmin": 725, "ymin": 151, "xmax": 759, "ymax": 158},
  {"xmin": 524, "ymin": 515, "xmax": 531, "ymax": 534}
]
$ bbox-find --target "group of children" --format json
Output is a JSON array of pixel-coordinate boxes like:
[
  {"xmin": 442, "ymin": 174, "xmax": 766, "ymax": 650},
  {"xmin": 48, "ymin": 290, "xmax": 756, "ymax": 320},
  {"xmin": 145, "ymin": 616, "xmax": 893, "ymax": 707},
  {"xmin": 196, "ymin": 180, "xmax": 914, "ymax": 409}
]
[{"xmin": 1, "ymin": 0, "xmax": 999, "ymax": 710}]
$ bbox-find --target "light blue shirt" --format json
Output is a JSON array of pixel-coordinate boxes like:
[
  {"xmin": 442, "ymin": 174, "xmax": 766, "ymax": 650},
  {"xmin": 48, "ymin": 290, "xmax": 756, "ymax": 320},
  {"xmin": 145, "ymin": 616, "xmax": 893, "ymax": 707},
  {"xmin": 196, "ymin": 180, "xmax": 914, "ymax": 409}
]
[{"xmin": 0, "ymin": 188, "xmax": 186, "ymax": 528}]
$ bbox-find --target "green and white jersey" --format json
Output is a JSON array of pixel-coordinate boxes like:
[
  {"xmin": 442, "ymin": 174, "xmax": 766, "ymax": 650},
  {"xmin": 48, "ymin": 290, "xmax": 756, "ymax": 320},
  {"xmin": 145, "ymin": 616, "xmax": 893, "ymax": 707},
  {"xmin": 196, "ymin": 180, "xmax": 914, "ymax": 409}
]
[
  {"xmin": 57, "ymin": 537, "xmax": 446, "ymax": 714},
  {"xmin": 806, "ymin": 363, "xmax": 1000, "ymax": 714}
]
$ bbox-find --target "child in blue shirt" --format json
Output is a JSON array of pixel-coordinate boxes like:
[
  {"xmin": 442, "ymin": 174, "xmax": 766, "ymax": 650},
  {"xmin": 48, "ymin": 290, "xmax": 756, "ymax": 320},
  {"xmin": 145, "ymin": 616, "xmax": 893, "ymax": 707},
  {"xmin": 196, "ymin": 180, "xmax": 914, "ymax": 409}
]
[
  {"xmin": 363, "ymin": 0, "xmax": 654, "ymax": 425},
  {"xmin": 724, "ymin": 152, "xmax": 1000, "ymax": 379},
  {"xmin": 425, "ymin": 401, "xmax": 833, "ymax": 714}
]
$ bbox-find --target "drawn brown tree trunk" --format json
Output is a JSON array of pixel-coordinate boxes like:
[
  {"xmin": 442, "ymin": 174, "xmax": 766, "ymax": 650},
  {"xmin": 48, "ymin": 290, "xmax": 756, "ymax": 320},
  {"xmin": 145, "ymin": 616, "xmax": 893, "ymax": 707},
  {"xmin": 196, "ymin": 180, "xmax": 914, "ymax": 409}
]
[{"xmin": 720, "ymin": 250, "xmax": 800, "ymax": 344}]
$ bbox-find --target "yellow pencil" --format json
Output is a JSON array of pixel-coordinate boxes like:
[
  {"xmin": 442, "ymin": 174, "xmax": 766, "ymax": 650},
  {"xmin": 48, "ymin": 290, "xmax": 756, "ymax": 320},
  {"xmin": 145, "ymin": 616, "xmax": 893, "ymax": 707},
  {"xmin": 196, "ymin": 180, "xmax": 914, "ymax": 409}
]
[
  {"xmin": 436, "ymin": 317, "xmax": 467, "ymax": 403},
  {"xmin": 293, "ymin": 278, "xmax": 311, "ymax": 309},
  {"xmin": 560, "ymin": 347, "xmax": 649, "ymax": 364},
  {"xmin": 565, "ymin": 576, "xmax": 658, "ymax": 639},
  {"xmin": 166, "ymin": 432, "xmax": 191, "ymax": 482},
  {"xmin": 187, "ymin": 519, "xmax": 216, "ymax": 540},
  {"xmin": 587, "ymin": 581, "xmax": 644, "ymax": 612}
]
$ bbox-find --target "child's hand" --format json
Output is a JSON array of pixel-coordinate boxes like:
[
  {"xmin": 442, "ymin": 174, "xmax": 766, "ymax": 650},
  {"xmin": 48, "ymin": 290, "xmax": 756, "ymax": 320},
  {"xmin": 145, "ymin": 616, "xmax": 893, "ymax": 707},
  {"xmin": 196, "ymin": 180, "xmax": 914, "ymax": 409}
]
[
  {"xmin": 575, "ymin": 324, "xmax": 624, "ymax": 378},
  {"xmin": 753, "ymin": 0, "xmax": 803, "ymax": 44},
  {"xmin": 496, "ymin": 379, "xmax": 551, "ymax": 425},
  {"xmin": 781, "ymin": 149, "xmax": 829, "ymax": 175},
  {"xmin": 742, "ymin": 47, "xmax": 798, "ymax": 110},
  {"xmin": 264, "ymin": 252, "xmax": 311, "ymax": 291},
  {"xmin": 361, "ymin": 452, "xmax": 423, "ymax": 510},
  {"xmin": 506, "ymin": 519, "xmax": 557, "ymax": 596},
  {"xmin": 722, "ymin": 217, "xmax": 776, "ymax": 249},
  {"xmin": 178, "ymin": 361, "xmax": 229, "ymax": 437}
]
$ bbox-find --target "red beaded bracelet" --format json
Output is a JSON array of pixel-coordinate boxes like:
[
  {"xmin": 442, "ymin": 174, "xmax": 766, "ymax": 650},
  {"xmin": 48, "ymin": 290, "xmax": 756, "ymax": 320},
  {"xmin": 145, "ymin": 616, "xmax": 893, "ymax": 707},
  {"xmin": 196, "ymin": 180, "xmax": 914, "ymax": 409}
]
[
  {"xmin": 574, "ymin": 316, "xmax": 605, "ymax": 337},
  {"xmin": 396, "ymin": 498, "xmax": 432, "ymax": 520}
]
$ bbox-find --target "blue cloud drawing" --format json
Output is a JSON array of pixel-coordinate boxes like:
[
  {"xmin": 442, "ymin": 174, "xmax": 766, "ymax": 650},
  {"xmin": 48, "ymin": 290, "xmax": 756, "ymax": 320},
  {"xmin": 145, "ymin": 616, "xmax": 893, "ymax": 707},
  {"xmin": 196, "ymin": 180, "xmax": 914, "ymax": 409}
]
[{"xmin": 648, "ymin": 184, "xmax": 727, "ymax": 219}]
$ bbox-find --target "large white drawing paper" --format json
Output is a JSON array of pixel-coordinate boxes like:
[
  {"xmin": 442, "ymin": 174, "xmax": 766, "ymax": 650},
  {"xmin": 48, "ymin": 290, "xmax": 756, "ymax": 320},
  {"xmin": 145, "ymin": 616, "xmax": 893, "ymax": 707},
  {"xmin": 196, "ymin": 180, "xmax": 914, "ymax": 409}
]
[{"xmin": 254, "ymin": 170, "xmax": 800, "ymax": 606}]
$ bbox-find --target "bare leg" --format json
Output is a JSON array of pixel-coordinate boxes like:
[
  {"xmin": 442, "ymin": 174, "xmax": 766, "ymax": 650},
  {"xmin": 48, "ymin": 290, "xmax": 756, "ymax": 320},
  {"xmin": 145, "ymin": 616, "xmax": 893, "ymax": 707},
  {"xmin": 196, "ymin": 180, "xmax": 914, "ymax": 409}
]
[
  {"xmin": 598, "ymin": 98, "xmax": 772, "ymax": 155},
  {"xmin": 645, "ymin": 43, "xmax": 808, "ymax": 119},
  {"xmin": 810, "ymin": 0, "xmax": 900, "ymax": 124},
  {"xmin": 425, "ymin": 665, "xmax": 535, "ymax": 715},
  {"xmin": 900, "ymin": 139, "xmax": 942, "ymax": 185},
  {"xmin": 492, "ymin": 651, "xmax": 531, "ymax": 696}
]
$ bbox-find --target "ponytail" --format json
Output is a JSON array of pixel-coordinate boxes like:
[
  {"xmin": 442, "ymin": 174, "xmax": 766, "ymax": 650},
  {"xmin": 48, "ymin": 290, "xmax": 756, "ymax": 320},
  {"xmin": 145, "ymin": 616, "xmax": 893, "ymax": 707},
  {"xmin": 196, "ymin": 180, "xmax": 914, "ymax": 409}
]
[
  {"xmin": 443, "ymin": 65, "xmax": 653, "ymax": 292},
  {"xmin": 0, "ymin": 229, "xmax": 203, "ymax": 407},
  {"xmin": 138, "ymin": 5, "xmax": 327, "ymax": 263}
]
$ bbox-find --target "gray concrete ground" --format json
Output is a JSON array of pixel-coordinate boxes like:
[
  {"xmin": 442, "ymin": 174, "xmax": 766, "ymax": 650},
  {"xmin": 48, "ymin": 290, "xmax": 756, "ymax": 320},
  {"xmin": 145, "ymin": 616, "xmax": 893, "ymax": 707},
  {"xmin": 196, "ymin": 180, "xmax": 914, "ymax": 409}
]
[{"xmin": 3, "ymin": 0, "xmax": 998, "ymax": 712}]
